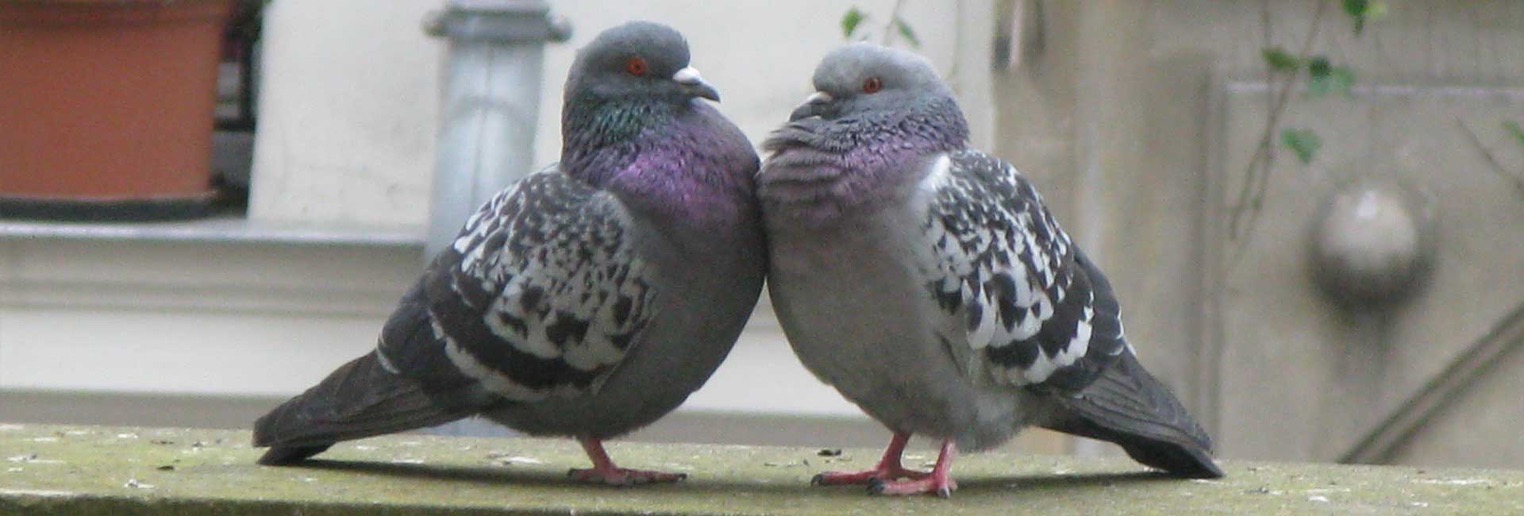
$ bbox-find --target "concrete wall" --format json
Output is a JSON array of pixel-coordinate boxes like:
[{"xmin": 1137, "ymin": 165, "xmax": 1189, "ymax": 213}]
[{"xmin": 993, "ymin": 0, "xmax": 1524, "ymax": 467}]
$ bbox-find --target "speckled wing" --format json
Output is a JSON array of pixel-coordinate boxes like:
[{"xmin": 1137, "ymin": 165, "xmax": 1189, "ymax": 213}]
[
  {"xmin": 420, "ymin": 168, "xmax": 657, "ymax": 403},
  {"xmin": 920, "ymin": 150, "xmax": 1127, "ymax": 393}
]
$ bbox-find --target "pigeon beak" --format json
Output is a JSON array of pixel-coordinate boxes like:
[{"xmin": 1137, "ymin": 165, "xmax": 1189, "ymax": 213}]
[
  {"xmin": 788, "ymin": 91, "xmax": 833, "ymax": 121},
  {"xmin": 673, "ymin": 66, "xmax": 720, "ymax": 102}
]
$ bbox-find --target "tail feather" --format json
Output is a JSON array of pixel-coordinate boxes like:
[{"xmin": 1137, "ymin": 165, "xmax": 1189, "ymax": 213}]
[
  {"xmin": 1040, "ymin": 351, "xmax": 1224, "ymax": 478},
  {"xmin": 253, "ymin": 351, "xmax": 471, "ymax": 465}
]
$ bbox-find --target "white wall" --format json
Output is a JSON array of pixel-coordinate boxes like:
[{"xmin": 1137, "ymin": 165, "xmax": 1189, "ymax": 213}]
[{"xmin": 249, "ymin": 0, "xmax": 442, "ymax": 227}]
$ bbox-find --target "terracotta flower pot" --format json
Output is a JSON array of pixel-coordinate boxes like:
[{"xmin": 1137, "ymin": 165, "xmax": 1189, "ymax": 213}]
[{"xmin": 0, "ymin": 0, "xmax": 234, "ymax": 221}]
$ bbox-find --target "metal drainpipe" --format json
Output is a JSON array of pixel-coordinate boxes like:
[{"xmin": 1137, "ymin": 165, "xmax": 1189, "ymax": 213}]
[
  {"xmin": 416, "ymin": 0, "xmax": 569, "ymax": 439},
  {"xmin": 422, "ymin": 0, "xmax": 571, "ymax": 260}
]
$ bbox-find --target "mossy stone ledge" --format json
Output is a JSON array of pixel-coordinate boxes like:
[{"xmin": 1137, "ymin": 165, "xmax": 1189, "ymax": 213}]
[{"xmin": 2, "ymin": 424, "xmax": 1521, "ymax": 514}]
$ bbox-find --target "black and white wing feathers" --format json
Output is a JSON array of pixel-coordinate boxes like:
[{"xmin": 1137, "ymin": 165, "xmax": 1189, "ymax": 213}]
[
  {"xmin": 414, "ymin": 168, "xmax": 658, "ymax": 403},
  {"xmin": 920, "ymin": 150, "xmax": 1127, "ymax": 393},
  {"xmin": 918, "ymin": 150, "xmax": 1220, "ymax": 477}
]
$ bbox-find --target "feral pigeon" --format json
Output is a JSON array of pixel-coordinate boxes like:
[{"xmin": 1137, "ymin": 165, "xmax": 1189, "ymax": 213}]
[
  {"xmin": 758, "ymin": 43, "xmax": 1222, "ymax": 497},
  {"xmin": 253, "ymin": 21, "xmax": 765, "ymax": 486}
]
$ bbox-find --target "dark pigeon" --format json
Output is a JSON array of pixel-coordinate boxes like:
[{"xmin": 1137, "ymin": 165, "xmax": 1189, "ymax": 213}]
[{"xmin": 253, "ymin": 21, "xmax": 765, "ymax": 486}]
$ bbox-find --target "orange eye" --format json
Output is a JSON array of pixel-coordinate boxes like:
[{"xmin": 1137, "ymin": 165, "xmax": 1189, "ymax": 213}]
[
  {"xmin": 862, "ymin": 76, "xmax": 883, "ymax": 94},
  {"xmin": 625, "ymin": 57, "xmax": 649, "ymax": 77}
]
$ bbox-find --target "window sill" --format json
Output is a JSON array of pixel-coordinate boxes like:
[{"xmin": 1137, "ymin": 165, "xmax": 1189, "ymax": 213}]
[{"xmin": 0, "ymin": 215, "xmax": 424, "ymax": 247}]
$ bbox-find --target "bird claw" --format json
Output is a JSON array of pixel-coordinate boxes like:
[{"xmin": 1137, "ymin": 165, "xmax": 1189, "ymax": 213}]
[
  {"xmin": 567, "ymin": 467, "xmax": 688, "ymax": 486},
  {"xmin": 816, "ymin": 435, "xmax": 958, "ymax": 497},
  {"xmin": 866, "ymin": 477, "xmax": 884, "ymax": 494}
]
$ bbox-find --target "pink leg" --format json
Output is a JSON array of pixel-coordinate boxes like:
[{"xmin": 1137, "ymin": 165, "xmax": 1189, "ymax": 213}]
[
  {"xmin": 869, "ymin": 439, "xmax": 958, "ymax": 497},
  {"xmin": 566, "ymin": 438, "xmax": 687, "ymax": 486},
  {"xmin": 811, "ymin": 432, "xmax": 932, "ymax": 487}
]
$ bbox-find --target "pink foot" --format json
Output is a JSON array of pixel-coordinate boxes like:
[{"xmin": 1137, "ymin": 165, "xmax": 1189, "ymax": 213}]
[
  {"xmin": 810, "ymin": 431, "xmax": 924, "ymax": 487},
  {"xmin": 810, "ymin": 432, "xmax": 960, "ymax": 497},
  {"xmin": 811, "ymin": 465, "xmax": 929, "ymax": 485},
  {"xmin": 864, "ymin": 438, "xmax": 959, "ymax": 498},
  {"xmin": 570, "ymin": 438, "xmax": 687, "ymax": 487}
]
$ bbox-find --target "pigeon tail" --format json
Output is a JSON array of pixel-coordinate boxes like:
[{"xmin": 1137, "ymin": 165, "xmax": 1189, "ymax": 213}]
[
  {"xmin": 252, "ymin": 351, "xmax": 471, "ymax": 465},
  {"xmin": 1039, "ymin": 351, "xmax": 1224, "ymax": 479}
]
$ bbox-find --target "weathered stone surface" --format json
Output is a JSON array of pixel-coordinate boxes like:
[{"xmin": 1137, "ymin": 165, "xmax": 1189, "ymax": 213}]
[{"xmin": 2, "ymin": 424, "xmax": 1520, "ymax": 514}]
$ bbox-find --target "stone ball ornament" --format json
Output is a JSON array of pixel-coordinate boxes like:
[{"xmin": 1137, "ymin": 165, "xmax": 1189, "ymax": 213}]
[{"xmin": 1309, "ymin": 180, "xmax": 1437, "ymax": 309}]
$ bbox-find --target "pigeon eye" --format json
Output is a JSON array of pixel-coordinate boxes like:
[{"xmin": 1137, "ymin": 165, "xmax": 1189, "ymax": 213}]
[
  {"xmin": 625, "ymin": 57, "xmax": 649, "ymax": 77},
  {"xmin": 862, "ymin": 77, "xmax": 883, "ymax": 94}
]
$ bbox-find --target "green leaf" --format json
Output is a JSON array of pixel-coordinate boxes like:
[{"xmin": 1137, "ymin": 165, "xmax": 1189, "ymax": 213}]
[
  {"xmin": 841, "ymin": 7, "xmax": 866, "ymax": 39},
  {"xmin": 1342, "ymin": 0, "xmax": 1369, "ymax": 17},
  {"xmin": 1343, "ymin": 0, "xmax": 1369, "ymax": 34},
  {"xmin": 1505, "ymin": 121, "xmax": 1524, "ymax": 148},
  {"xmin": 893, "ymin": 16, "xmax": 921, "ymax": 48},
  {"xmin": 1342, "ymin": 0, "xmax": 1387, "ymax": 35},
  {"xmin": 1262, "ymin": 47, "xmax": 1302, "ymax": 72},
  {"xmin": 1306, "ymin": 57, "xmax": 1355, "ymax": 97},
  {"xmin": 1281, "ymin": 128, "xmax": 1322, "ymax": 165},
  {"xmin": 1307, "ymin": 56, "xmax": 1331, "ymax": 77}
]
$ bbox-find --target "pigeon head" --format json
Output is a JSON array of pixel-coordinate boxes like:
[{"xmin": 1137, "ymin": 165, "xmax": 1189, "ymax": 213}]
[
  {"xmin": 759, "ymin": 44, "xmax": 968, "ymax": 222},
  {"xmin": 561, "ymin": 22, "xmax": 726, "ymax": 176},
  {"xmin": 770, "ymin": 43, "xmax": 967, "ymax": 163},
  {"xmin": 786, "ymin": 44, "xmax": 963, "ymax": 147},
  {"xmin": 791, "ymin": 43, "xmax": 950, "ymax": 121},
  {"xmin": 559, "ymin": 22, "xmax": 760, "ymax": 225},
  {"xmin": 565, "ymin": 21, "xmax": 719, "ymax": 106}
]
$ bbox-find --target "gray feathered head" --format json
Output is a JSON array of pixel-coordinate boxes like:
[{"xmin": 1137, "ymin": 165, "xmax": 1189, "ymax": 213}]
[
  {"xmin": 784, "ymin": 43, "xmax": 968, "ymax": 151},
  {"xmin": 560, "ymin": 21, "xmax": 736, "ymax": 181},
  {"xmin": 564, "ymin": 21, "xmax": 719, "ymax": 106}
]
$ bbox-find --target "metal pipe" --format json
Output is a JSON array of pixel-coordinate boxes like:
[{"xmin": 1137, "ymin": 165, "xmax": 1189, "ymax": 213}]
[
  {"xmin": 416, "ymin": 0, "xmax": 569, "ymax": 439},
  {"xmin": 422, "ymin": 0, "xmax": 570, "ymax": 259}
]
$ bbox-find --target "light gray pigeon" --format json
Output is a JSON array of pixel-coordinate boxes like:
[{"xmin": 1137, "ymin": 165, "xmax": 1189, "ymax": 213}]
[
  {"xmin": 253, "ymin": 21, "xmax": 765, "ymax": 486},
  {"xmin": 758, "ymin": 43, "xmax": 1222, "ymax": 497}
]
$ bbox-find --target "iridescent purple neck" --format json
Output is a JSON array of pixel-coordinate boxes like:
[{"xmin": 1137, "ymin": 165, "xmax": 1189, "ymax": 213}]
[{"xmin": 563, "ymin": 101, "xmax": 760, "ymax": 229}]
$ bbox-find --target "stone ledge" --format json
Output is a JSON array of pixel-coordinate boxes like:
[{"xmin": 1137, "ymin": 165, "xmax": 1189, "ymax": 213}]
[{"xmin": 3, "ymin": 424, "xmax": 1521, "ymax": 515}]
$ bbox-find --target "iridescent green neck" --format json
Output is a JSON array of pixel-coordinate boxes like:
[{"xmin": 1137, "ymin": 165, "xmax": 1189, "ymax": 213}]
[{"xmin": 561, "ymin": 95, "xmax": 673, "ymax": 182}]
